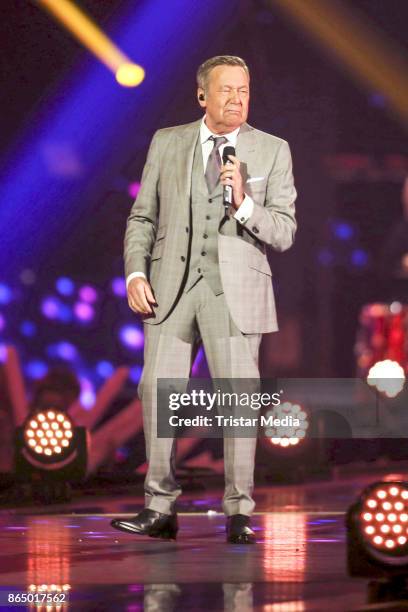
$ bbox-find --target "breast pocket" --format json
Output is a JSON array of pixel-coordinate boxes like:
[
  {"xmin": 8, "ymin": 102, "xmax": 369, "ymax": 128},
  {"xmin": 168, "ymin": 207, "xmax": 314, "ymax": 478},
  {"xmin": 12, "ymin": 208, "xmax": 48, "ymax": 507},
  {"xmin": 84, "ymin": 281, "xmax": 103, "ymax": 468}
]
[{"xmin": 245, "ymin": 177, "xmax": 267, "ymax": 203}]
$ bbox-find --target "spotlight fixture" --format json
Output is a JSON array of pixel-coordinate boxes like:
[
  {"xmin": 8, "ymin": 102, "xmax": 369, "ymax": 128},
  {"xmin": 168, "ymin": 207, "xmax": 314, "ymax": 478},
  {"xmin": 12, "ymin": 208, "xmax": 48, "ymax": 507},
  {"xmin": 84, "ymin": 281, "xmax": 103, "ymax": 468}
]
[
  {"xmin": 257, "ymin": 402, "xmax": 325, "ymax": 484},
  {"xmin": 22, "ymin": 410, "xmax": 75, "ymax": 462},
  {"xmin": 263, "ymin": 401, "xmax": 309, "ymax": 448},
  {"xmin": 347, "ymin": 480, "xmax": 408, "ymax": 579},
  {"xmin": 15, "ymin": 409, "xmax": 88, "ymax": 503},
  {"xmin": 367, "ymin": 360, "xmax": 406, "ymax": 398}
]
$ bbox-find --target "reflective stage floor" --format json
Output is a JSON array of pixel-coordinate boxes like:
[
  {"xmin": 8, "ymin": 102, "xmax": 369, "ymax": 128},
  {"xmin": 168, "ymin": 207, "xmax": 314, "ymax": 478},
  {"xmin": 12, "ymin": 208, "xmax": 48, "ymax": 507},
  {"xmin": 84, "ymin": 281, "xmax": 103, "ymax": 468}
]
[{"xmin": 1, "ymin": 473, "xmax": 408, "ymax": 611}]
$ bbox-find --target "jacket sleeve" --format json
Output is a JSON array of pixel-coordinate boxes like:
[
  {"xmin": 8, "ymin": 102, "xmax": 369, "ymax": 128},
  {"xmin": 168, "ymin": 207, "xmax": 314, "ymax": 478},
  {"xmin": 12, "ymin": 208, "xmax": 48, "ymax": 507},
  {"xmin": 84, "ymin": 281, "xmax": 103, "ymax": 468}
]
[
  {"xmin": 124, "ymin": 131, "xmax": 161, "ymax": 278},
  {"xmin": 238, "ymin": 139, "xmax": 297, "ymax": 252}
]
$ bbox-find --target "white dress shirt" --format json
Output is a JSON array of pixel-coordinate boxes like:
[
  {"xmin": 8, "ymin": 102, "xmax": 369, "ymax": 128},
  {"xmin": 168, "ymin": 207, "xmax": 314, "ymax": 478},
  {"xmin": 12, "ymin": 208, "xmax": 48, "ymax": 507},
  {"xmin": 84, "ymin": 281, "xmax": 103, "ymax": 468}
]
[{"xmin": 126, "ymin": 117, "xmax": 254, "ymax": 287}]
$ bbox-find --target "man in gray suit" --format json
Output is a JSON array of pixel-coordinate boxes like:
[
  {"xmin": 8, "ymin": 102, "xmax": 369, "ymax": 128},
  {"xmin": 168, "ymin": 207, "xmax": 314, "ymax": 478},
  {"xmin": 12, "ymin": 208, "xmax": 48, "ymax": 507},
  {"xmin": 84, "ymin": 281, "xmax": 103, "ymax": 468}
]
[{"xmin": 111, "ymin": 55, "xmax": 297, "ymax": 543}]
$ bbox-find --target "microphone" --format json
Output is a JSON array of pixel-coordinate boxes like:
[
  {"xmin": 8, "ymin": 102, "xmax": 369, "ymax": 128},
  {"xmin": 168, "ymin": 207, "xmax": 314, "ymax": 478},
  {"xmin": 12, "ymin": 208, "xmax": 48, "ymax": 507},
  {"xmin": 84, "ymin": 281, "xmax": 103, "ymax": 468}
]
[{"xmin": 222, "ymin": 145, "xmax": 235, "ymax": 211}]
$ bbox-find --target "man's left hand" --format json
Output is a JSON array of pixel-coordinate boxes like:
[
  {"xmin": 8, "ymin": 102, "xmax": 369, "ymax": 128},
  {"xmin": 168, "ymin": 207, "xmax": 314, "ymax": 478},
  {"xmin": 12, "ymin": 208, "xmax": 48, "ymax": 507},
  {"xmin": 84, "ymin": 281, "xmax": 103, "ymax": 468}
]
[{"xmin": 220, "ymin": 154, "xmax": 245, "ymax": 209}]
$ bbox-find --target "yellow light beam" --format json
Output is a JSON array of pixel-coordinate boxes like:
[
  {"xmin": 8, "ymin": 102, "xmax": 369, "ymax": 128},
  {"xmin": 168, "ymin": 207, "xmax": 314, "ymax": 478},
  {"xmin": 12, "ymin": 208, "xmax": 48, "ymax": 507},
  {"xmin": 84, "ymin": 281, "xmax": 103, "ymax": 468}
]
[
  {"xmin": 36, "ymin": 0, "xmax": 145, "ymax": 87},
  {"xmin": 268, "ymin": 0, "xmax": 408, "ymax": 129}
]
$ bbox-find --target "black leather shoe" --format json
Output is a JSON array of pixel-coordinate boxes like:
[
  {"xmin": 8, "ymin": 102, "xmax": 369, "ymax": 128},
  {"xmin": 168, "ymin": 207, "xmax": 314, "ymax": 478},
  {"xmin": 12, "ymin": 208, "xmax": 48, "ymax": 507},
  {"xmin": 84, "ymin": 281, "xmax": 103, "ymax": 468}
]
[
  {"xmin": 110, "ymin": 508, "xmax": 178, "ymax": 540},
  {"xmin": 226, "ymin": 514, "xmax": 256, "ymax": 544}
]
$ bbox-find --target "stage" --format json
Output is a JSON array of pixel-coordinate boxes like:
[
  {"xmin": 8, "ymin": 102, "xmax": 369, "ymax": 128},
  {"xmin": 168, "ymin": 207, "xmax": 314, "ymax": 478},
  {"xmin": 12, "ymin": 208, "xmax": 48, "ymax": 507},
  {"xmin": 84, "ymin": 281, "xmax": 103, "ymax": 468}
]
[
  {"xmin": 1, "ymin": 471, "xmax": 406, "ymax": 611},
  {"xmin": 1, "ymin": 1, "xmax": 408, "ymax": 610}
]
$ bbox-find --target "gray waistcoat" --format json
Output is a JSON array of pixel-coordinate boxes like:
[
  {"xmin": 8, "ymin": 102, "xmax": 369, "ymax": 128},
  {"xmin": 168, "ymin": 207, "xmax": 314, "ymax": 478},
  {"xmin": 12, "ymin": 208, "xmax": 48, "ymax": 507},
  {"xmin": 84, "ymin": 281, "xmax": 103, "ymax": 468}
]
[{"xmin": 184, "ymin": 136, "xmax": 225, "ymax": 295}]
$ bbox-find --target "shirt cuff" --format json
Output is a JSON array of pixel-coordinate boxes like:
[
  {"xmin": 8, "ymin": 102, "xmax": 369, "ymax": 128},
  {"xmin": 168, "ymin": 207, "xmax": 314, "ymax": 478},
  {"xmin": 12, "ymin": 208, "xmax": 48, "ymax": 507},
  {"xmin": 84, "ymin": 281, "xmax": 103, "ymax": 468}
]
[
  {"xmin": 126, "ymin": 272, "xmax": 146, "ymax": 288},
  {"xmin": 233, "ymin": 194, "xmax": 254, "ymax": 225}
]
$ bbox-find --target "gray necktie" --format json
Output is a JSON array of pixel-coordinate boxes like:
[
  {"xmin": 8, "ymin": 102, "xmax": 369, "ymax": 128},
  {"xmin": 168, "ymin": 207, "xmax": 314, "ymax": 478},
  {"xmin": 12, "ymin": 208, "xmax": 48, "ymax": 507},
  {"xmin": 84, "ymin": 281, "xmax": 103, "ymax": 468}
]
[{"xmin": 205, "ymin": 136, "xmax": 227, "ymax": 194}]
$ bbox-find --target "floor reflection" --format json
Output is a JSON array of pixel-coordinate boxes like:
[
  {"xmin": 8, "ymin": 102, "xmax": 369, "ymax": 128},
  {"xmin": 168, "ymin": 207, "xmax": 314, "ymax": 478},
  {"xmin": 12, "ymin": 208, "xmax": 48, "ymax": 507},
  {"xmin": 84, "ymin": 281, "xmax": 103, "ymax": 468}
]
[
  {"xmin": 0, "ymin": 510, "xmax": 366, "ymax": 610},
  {"xmin": 262, "ymin": 512, "xmax": 307, "ymax": 582},
  {"xmin": 27, "ymin": 516, "xmax": 71, "ymax": 606}
]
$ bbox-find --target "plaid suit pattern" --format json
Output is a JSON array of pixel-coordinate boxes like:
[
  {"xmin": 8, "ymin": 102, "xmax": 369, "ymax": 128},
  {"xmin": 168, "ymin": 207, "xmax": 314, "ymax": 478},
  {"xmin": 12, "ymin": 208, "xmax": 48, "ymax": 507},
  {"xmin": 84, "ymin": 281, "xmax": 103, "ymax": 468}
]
[
  {"xmin": 124, "ymin": 119, "xmax": 297, "ymax": 333},
  {"xmin": 124, "ymin": 118, "xmax": 297, "ymax": 514}
]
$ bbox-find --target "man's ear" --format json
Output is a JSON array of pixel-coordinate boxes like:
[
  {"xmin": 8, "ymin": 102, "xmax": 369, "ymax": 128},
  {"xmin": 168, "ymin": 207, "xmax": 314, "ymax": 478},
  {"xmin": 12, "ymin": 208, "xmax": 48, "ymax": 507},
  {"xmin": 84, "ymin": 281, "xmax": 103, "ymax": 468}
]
[{"xmin": 197, "ymin": 88, "xmax": 206, "ymax": 108}]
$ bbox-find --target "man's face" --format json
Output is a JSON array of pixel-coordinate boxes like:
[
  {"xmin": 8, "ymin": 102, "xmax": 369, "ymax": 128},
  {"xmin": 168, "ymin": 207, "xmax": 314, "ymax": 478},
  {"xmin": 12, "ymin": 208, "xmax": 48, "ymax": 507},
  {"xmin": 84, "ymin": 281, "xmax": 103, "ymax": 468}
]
[{"xmin": 198, "ymin": 65, "xmax": 250, "ymax": 133}]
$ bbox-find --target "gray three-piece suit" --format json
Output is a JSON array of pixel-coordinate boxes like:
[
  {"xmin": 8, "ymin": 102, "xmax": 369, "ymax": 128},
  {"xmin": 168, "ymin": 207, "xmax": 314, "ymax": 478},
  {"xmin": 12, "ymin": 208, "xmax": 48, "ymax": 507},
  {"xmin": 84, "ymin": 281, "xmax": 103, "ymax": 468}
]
[{"xmin": 124, "ymin": 118, "xmax": 297, "ymax": 515}]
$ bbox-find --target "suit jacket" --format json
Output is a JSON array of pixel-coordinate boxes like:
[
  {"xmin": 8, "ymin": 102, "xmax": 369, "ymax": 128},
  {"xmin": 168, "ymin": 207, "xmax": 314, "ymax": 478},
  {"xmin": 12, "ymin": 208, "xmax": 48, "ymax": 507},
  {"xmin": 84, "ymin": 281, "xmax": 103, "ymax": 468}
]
[{"xmin": 124, "ymin": 118, "xmax": 297, "ymax": 333}]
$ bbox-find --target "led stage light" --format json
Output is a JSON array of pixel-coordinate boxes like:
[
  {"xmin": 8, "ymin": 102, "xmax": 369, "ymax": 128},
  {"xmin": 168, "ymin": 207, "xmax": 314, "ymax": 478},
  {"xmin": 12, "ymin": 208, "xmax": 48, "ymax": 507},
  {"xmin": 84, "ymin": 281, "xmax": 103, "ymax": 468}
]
[
  {"xmin": 347, "ymin": 480, "xmax": 408, "ymax": 579},
  {"xmin": 15, "ymin": 409, "xmax": 88, "ymax": 503},
  {"xmin": 264, "ymin": 401, "xmax": 309, "ymax": 448},
  {"xmin": 367, "ymin": 360, "xmax": 406, "ymax": 398}
]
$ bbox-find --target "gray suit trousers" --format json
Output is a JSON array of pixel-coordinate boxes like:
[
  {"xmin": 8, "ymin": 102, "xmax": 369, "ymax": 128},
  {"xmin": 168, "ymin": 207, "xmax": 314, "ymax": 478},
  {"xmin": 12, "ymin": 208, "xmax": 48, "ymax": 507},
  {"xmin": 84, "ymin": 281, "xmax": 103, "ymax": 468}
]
[{"xmin": 138, "ymin": 278, "xmax": 262, "ymax": 516}]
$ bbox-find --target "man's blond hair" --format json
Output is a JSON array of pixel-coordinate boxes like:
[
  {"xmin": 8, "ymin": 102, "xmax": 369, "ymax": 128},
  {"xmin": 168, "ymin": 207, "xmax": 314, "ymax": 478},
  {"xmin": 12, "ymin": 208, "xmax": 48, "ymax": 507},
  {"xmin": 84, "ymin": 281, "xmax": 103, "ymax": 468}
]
[{"xmin": 196, "ymin": 55, "xmax": 249, "ymax": 91}]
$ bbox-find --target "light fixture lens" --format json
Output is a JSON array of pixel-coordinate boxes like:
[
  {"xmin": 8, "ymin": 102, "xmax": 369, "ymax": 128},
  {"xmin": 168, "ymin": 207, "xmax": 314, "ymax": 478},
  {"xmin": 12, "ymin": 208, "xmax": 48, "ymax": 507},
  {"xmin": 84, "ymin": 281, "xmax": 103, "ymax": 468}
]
[
  {"xmin": 24, "ymin": 410, "xmax": 74, "ymax": 456},
  {"xmin": 359, "ymin": 483, "xmax": 408, "ymax": 553},
  {"xmin": 115, "ymin": 63, "xmax": 145, "ymax": 87}
]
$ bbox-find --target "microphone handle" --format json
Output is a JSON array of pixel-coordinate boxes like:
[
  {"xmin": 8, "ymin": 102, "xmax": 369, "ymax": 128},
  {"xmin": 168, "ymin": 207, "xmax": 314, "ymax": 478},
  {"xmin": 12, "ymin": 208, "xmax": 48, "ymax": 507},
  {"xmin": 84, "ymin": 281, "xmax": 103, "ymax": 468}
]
[
  {"xmin": 224, "ymin": 185, "xmax": 233, "ymax": 206},
  {"xmin": 223, "ymin": 160, "xmax": 233, "ymax": 210}
]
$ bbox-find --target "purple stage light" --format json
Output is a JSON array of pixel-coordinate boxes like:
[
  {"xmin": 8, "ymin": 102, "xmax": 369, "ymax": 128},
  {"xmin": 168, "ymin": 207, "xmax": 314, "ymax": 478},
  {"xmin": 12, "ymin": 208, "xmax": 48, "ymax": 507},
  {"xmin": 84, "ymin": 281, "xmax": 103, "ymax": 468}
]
[
  {"xmin": 26, "ymin": 360, "xmax": 48, "ymax": 379},
  {"xmin": 0, "ymin": 283, "xmax": 12, "ymax": 305},
  {"xmin": 120, "ymin": 325, "xmax": 144, "ymax": 350},
  {"xmin": 351, "ymin": 249, "xmax": 369, "ymax": 268},
  {"xmin": 0, "ymin": 314, "xmax": 5, "ymax": 331},
  {"xmin": 79, "ymin": 285, "xmax": 98, "ymax": 303},
  {"xmin": 56, "ymin": 277, "xmax": 75, "ymax": 296},
  {"xmin": 96, "ymin": 361, "xmax": 114, "ymax": 378},
  {"xmin": 81, "ymin": 389, "xmax": 95, "ymax": 408},
  {"xmin": 332, "ymin": 221, "xmax": 354, "ymax": 240},
  {"xmin": 111, "ymin": 277, "xmax": 127, "ymax": 297},
  {"xmin": 129, "ymin": 365, "xmax": 143, "ymax": 383},
  {"xmin": 55, "ymin": 342, "xmax": 78, "ymax": 361},
  {"xmin": 20, "ymin": 321, "xmax": 37, "ymax": 337},
  {"xmin": 80, "ymin": 377, "xmax": 96, "ymax": 409},
  {"xmin": 0, "ymin": 344, "xmax": 7, "ymax": 363},
  {"xmin": 74, "ymin": 302, "xmax": 95, "ymax": 322},
  {"xmin": 128, "ymin": 182, "xmax": 141, "ymax": 199},
  {"xmin": 57, "ymin": 304, "xmax": 73, "ymax": 323},
  {"xmin": 41, "ymin": 297, "xmax": 60, "ymax": 319}
]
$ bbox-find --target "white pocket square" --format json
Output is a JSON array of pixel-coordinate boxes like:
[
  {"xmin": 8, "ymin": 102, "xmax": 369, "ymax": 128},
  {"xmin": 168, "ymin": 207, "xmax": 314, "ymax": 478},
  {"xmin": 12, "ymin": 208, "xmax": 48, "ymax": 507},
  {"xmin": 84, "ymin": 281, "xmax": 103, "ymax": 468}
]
[{"xmin": 246, "ymin": 176, "xmax": 265, "ymax": 183}]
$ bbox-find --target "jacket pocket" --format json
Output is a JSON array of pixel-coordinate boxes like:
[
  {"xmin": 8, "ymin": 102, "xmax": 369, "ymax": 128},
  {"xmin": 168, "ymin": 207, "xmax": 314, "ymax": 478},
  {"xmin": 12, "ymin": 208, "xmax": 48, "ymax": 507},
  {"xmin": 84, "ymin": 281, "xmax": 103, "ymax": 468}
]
[
  {"xmin": 156, "ymin": 224, "xmax": 167, "ymax": 241},
  {"xmin": 151, "ymin": 225, "xmax": 166, "ymax": 261},
  {"xmin": 248, "ymin": 260, "xmax": 272, "ymax": 276}
]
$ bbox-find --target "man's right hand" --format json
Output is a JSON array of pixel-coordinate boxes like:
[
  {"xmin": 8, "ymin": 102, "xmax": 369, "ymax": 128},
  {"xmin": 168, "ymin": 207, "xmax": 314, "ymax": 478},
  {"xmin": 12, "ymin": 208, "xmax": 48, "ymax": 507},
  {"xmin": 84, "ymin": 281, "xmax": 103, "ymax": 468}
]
[{"xmin": 127, "ymin": 277, "xmax": 157, "ymax": 315}]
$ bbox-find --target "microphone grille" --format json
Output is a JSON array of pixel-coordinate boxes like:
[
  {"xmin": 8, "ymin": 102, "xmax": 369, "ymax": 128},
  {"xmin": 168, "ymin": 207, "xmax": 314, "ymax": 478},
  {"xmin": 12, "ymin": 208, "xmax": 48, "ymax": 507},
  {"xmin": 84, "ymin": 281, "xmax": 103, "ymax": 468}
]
[{"xmin": 222, "ymin": 146, "xmax": 235, "ymax": 164}]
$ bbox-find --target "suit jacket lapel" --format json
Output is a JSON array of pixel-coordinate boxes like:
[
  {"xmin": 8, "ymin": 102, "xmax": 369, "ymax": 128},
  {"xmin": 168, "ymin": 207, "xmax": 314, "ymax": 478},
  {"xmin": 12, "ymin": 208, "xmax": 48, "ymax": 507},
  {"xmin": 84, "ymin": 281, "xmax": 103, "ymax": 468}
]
[
  {"xmin": 173, "ymin": 119, "xmax": 256, "ymax": 206},
  {"xmin": 175, "ymin": 119, "xmax": 201, "ymax": 202},
  {"xmin": 236, "ymin": 123, "xmax": 256, "ymax": 182}
]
